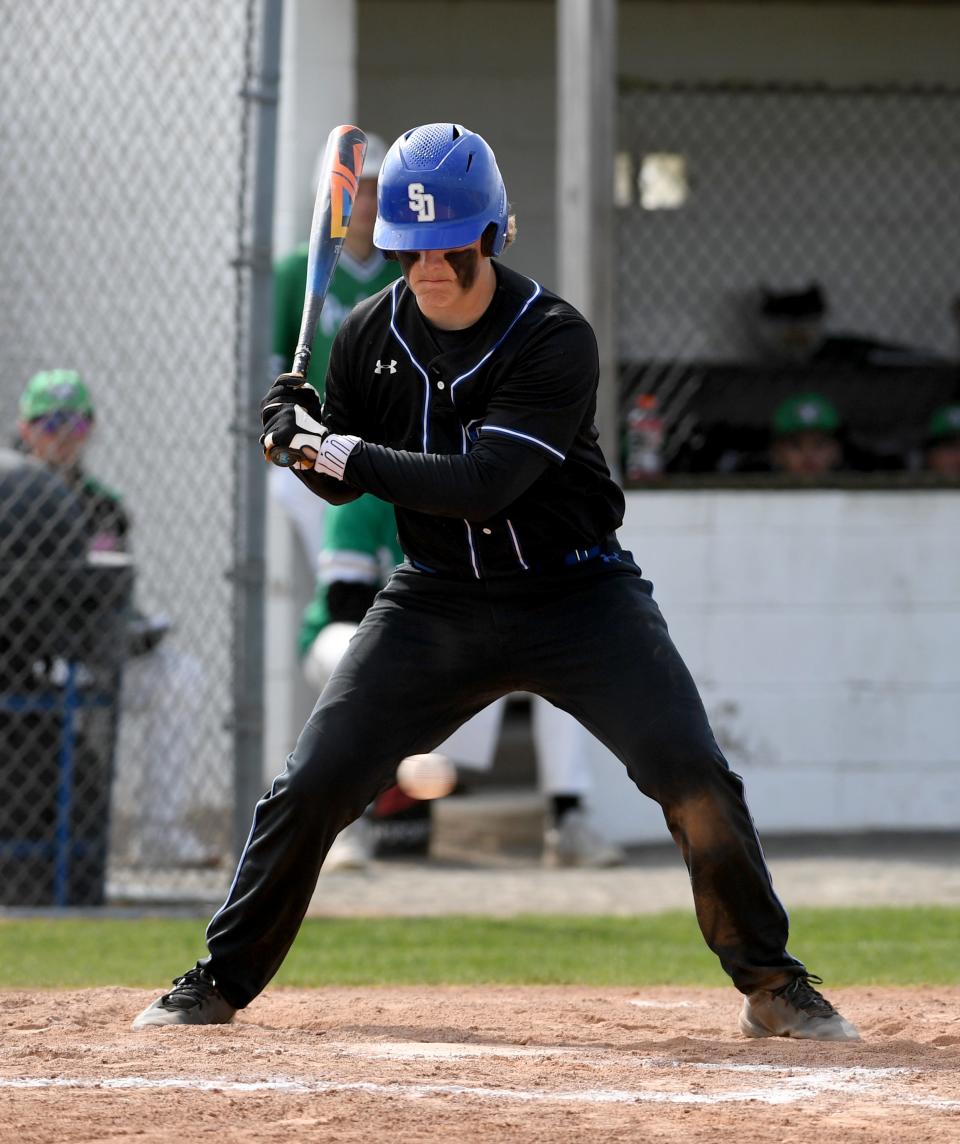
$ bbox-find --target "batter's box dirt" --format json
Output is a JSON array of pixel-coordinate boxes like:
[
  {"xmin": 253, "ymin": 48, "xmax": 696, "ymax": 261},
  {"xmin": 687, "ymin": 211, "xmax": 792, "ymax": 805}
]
[{"xmin": 1, "ymin": 986, "xmax": 958, "ymax": 1143}]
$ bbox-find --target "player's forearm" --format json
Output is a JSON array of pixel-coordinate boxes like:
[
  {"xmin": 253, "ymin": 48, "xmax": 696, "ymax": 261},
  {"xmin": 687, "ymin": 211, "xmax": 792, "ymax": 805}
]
[
  {"xmin": 293, "ymin": 469, "xmax": 363, "ymax": 506},
  {"xmin": 343, "ymin": 439, "xmax": 547, "ymax": 521}
]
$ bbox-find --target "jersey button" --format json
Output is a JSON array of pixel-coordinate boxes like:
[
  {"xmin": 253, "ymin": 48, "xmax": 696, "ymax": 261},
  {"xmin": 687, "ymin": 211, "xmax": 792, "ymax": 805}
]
[
  {"xmin": 482, "ymin": 528, "xmax": 492, "ymax": 535},
  {"xmin": 436, "ymin": 381, "xmax": 445, "ymax": 390}
]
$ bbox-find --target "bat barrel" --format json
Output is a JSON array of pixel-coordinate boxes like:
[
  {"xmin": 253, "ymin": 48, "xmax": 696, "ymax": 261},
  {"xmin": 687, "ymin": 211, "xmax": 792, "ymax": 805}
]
[
  {"xmin": 269, "ymin": 124, "xmax": 368, "ymax": 469},
  {"xmin": 293, "ymin": 124, "xmax": 368, "ymax": 383}
]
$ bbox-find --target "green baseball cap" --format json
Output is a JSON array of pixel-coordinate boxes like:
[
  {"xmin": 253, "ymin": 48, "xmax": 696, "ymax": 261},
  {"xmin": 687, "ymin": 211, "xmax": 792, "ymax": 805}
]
[
  {"xmin": 927, "ymin": 404, "xmax": 960, "ymax": 443},
  {"xmin": 772, "ymin": 392, "xmax": 840, "ymax": 437},
  {"xmin": 19, "ymin": 369, "xmax": 94, "ymax": 421}
]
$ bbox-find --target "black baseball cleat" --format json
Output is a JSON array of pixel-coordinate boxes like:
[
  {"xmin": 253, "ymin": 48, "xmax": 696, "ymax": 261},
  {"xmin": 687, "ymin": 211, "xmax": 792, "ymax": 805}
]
[
  {"xmin": 131, "ymin": 966, "xmax": 237, "ymax": 1029},
  {"xmin": 739, "ymin": 974, "xmax": 859, "ymax": 1041}
]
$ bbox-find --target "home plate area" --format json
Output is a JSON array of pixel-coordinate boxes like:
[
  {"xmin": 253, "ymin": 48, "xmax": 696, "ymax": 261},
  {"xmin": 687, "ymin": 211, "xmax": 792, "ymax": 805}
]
[{"xmin": 2, "ymin": 986, "xmax": 959, "ymax": 1142}]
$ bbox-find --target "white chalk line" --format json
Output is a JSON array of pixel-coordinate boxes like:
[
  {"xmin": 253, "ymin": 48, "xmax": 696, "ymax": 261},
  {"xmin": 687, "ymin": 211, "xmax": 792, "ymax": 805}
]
[
  {"xmin": 628, "ymin": 1000, "xmax": 697, "ymax": 1009},
  {"xmin": 2, "ymin": 1052, "xmax": 958, "ymax": 1111},
  {"xmin": 1, "ymin": 1074, "xmax": 957, "ymax": 1110}
]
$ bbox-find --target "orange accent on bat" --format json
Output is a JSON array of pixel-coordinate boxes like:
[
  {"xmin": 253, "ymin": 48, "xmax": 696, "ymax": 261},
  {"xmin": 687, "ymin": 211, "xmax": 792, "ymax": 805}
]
[{"xmin": 329, "ymin": 157, "xmax": 360, "ymax": 239}]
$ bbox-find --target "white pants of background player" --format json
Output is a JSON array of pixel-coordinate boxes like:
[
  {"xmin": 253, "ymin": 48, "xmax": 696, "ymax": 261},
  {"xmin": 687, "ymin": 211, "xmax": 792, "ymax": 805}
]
[
  {"xmin": 439, "ymin": 695, "xmax": 596, "ymax": 795},
  {"xmin": 413, "ymin": 694, "xmax": 624, "ymax": 867}
]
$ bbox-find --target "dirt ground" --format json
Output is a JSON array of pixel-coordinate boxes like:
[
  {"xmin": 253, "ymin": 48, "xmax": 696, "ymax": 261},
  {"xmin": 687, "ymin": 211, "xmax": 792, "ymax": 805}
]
[{"xmin": 1, "ymin": 985, "xmax": 958, "ymax": 1143}]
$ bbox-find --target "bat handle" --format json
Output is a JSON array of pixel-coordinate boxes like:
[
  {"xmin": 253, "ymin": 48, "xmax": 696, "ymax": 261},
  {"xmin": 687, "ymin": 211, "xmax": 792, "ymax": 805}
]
[
  {"xmin": 266, "ymin": 362, "xmax": 315, "ymax": 466},
  {"xmin": 291, "ymin": 346, "xmax": 312, "ymax": 378},
  {"xmin": 265, "ymin": 444, "xmax": 314, "ymax": 469}
]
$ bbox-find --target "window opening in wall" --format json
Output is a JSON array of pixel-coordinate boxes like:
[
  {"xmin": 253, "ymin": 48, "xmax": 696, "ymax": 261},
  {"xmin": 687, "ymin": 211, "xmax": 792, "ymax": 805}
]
[{"xmin": 639, "ymin": 152, "xmax": 688, "ymax": 210}]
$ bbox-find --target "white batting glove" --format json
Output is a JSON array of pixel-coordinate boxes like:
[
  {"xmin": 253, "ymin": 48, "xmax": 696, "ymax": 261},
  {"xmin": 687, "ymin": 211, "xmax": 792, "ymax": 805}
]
[{"xmin": 262, "ymin": 404, "xmax": 360, "ymax": 479}]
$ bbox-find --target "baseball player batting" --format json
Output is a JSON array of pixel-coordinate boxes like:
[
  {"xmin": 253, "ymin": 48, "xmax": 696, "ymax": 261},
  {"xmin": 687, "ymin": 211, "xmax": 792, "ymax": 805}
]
[{"xmin": 134, "ymin": 122, "xmax": 858, "ymax": 1042}]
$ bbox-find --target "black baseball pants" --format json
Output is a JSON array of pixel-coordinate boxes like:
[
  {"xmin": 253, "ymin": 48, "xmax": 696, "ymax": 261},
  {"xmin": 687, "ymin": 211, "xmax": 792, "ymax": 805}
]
[{"xmin": 203, "ymin": 551, "xmax": 805, "ymax": 1007}]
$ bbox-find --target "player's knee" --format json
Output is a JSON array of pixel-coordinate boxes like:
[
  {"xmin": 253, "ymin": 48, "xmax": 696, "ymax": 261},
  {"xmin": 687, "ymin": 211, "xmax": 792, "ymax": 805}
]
[
  {"xmin": 626, "ymin": 721, "xmax": 735, "ymax": 808},
  {"xmin": 279, "ymin": 741, "xmax": 371, "ymax": 808},
  {"xmin": 636, "ymin": 733, "xmax": 755, "ymax": 852}
]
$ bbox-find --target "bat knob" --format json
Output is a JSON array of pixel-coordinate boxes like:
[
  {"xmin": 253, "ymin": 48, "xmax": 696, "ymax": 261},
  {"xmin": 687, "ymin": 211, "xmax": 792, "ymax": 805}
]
[{"xmin": 271, "ymin": 449, "xmax": 295, "ymax": 468}]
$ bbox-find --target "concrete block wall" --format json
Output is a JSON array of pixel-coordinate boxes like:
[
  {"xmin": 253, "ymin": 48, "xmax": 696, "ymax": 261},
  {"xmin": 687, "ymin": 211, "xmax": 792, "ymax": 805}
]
[{"xmin": 587, "ymin": 490, "xmax": 960, "ymax": 842}]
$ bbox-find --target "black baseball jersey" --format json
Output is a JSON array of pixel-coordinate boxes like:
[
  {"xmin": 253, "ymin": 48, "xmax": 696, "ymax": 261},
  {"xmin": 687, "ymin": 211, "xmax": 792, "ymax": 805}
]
[{"xmin": 312, "ymin": 261, "xmax": 625, "ymax": 578}]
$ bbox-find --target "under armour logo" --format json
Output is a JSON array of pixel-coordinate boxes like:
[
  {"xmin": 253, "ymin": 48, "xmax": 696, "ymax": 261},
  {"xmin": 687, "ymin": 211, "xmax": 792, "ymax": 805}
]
[{"xmin": 374, "ymin": 359, "xmax": 397, "ymax": 375}]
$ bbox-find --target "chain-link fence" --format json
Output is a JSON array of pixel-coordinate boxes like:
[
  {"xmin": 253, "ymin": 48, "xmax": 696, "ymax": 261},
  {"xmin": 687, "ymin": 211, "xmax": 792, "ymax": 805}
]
[
  {"xmin": 0, "ymin": 0, "xmax": 277, "ymax": 905},
  {"xmin": 617, "ymin": 83, "xmax": 960, "ymax": 479}
]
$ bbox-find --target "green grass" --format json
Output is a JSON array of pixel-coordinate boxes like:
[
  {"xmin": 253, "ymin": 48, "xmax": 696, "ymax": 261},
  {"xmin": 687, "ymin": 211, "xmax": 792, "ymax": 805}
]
[{"xmin": 1, "ymin": 908, "xmax": 957, "ymax": 990}]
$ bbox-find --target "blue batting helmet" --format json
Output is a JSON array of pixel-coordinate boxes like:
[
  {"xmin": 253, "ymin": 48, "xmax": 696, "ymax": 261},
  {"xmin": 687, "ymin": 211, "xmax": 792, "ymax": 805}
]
[{"xmin": 373, "ymin": 123, "xmax": 509, "ymax": 255}]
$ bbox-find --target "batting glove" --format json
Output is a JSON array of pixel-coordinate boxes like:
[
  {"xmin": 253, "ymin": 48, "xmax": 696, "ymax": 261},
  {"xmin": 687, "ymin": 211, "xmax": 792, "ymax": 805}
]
[
  {"xmin": 260, "ymin": 372, "xmax": 323, "ymax": 430},
  {"xmin": 261, "ymin": 405, "xmax": 360, "ymax": 479}
]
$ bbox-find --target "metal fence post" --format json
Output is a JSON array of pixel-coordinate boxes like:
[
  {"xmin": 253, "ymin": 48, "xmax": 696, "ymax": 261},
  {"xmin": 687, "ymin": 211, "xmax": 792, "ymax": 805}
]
[
  {"xmin": 232, "ymin": 0, "xmax": 283, "ymax": 860},
  {"xmin": 557, "ymin": 0, "xmax": 618, "ymax": 474}
]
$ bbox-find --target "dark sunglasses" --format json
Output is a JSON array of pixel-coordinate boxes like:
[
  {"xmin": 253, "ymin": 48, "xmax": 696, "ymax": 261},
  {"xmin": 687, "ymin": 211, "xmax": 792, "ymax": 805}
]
[{"xmin": 29, "ymin": 411, "xmax": 93, "ymax": 436}]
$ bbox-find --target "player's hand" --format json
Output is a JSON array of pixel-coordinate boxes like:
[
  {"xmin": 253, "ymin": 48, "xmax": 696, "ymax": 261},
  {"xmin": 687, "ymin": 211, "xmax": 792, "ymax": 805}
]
[
  {"xmin": 260, "ymin": 372, "xmax": 323, "ymax": 430},
  {"xmin": 261, "ymin": 403, "xmax": 330, "ymax": 470}
]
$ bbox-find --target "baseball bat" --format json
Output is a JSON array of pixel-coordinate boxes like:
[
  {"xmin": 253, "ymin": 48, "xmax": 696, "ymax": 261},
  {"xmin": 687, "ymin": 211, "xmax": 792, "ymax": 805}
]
[{"xmin": 266, "ymin": 124, "xmax": 368, "ymax": 468}]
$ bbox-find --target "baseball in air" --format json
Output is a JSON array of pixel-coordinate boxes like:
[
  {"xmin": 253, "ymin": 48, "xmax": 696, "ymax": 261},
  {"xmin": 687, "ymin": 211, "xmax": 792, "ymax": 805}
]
[{"xmin": 396, "ymin": 753, "xmax": 457, "ymax": 800}]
